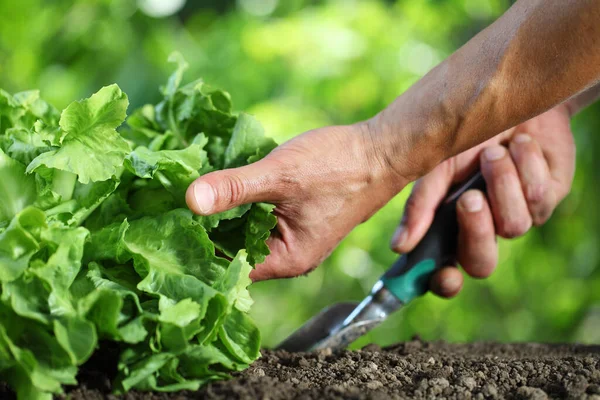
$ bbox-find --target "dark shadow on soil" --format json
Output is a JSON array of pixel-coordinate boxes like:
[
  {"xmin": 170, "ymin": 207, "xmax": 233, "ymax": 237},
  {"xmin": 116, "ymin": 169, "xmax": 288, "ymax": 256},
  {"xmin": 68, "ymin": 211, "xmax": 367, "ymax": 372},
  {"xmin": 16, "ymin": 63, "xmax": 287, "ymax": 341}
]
[{"xmin": 4, "ymin": 340, "xmax": 600, "ymax": 399}]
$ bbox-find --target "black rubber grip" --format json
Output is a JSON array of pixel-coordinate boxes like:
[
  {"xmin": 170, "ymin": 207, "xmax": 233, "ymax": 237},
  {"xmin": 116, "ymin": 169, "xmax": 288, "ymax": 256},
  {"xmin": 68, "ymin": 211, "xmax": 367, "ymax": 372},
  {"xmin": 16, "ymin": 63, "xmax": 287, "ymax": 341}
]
[{"xmin": 380, "ymin": 170, "xmax": 487, "ymax": 302}]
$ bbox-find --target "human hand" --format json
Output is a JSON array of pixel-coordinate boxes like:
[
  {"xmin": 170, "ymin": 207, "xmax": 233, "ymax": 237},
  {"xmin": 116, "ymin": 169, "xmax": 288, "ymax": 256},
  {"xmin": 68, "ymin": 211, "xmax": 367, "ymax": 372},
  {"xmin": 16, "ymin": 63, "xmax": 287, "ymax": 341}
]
[
  {"xmin": 390, "ymin": 104, "xmax": 576, "ymax": 298},
  {"xmin": 186, "ymin": 123, "xmax": 409, "ymax": 281}
]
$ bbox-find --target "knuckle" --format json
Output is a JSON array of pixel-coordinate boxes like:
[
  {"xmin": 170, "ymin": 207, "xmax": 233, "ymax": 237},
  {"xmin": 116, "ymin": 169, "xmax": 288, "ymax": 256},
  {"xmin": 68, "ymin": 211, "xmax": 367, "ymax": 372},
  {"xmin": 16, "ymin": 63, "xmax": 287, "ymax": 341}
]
[
  {"xmin": 275, "ymin": 165, "xmax": 301, "ymax": 197},
  {"xmin": 261, "ymin": 157, "xmax": 302, "ymax": 200},
  {"xmin": 531, "ymin": 207, "xmax": 553, "ymax": 227},
  {"xmin": 297, "ymin": 263, "xmax": 318, "ymax": 278},
  {"xmin": 463, "ymin": 216, "xmax": 492, "ymax": 238},
  {"xmin": 222, "ymin": 173, "xmax": 247, "ymax": 206},
  {"xmin": 525, "ymin": 183, "xmax": 546, "ymax": 204},
  {"xmin": 498, "ymin": 218, "xmax": 532, "ymax": 238},
  {"xmin": 279, "ymin": 240, "xmax": 321, "ymax": 279},
  {"xmin": 288, "ymin": 256, "xmax": 316, "ymax": 279},
  {"xmin": 490, "ymin": 165, "xmax": 515, "ymax": 183},
  {"xmin": 484, "ymin": 168, "xmax": 514, "ymax": 194},
  {"xmin": 526, "ymin": 184, "xmax": 556, "ymax": 227},
  {"xmin": 403, "ymin": 191, "xmax": 422, "ymax": 220}
]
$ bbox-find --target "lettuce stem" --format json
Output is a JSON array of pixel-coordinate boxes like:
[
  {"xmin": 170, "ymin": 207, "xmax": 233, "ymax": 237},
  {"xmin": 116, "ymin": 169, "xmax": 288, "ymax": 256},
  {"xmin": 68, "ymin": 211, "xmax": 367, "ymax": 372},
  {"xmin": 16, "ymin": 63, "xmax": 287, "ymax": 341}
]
[
  {"xmin": 168, "ymin": 98, "xmax": 189, "ymax": 148},
  {"xmin": 44, "ymin": 199, "xmax": 77, "ymax": 216},
  {"xmin": 52, "ymin": 170, "xmax": 77, "ymax": 201}
]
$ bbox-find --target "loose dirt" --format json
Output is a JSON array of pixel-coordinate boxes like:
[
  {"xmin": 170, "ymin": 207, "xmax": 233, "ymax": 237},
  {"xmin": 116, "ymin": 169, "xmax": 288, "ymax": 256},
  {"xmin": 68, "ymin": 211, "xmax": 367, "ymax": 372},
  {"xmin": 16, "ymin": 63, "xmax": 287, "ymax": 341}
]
[{"xmin": 3, "ymin": 339, "xmax": 600, "ymax": 399}]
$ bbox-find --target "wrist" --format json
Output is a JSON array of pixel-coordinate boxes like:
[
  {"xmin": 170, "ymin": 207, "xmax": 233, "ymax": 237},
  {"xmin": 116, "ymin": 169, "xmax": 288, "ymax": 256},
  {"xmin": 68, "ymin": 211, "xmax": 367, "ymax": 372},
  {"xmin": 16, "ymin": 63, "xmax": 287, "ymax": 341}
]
[
  {"xmin": 347, "ymin": 119, "xmax": 411, "ymax": 196},
  {"xmin": 362, "ymin": 97, "xmax": 455, "ymax": 184}
]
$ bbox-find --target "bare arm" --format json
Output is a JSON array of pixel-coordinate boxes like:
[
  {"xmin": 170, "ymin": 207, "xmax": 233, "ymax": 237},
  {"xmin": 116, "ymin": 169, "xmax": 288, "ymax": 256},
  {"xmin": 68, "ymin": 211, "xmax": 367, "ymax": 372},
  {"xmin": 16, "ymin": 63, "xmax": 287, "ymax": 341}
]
[
  {"xmin": 186, "ymin": 1, "xmax": 600, "ymax": 281},
  {"xmin": 372, "ymin": 0, "xmax": 600, "ymax": 180},
  {"xmin": 390, "ymin": 81, "xmax": 600, "ymax": 299}
]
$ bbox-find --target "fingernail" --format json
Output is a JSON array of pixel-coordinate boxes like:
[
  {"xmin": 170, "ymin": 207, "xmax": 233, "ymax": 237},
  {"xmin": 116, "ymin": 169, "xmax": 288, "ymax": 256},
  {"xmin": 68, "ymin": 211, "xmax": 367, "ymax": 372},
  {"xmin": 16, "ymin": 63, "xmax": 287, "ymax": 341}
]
[
  {"xmin": 192, "ymin": 181, "xmax": 215, "ymax": 214},
  {"xmin": 484, "ymin": 146, "xmax": 506, "ymax": 161},
  {"xmin": 391, "ymin": 225, "xmax": 408, "ymax": 250},
  {"xmin": 459, "ymin": 190, "xmax": 483, "ymax": 213},
  {"xmin": 513, "ymin": 133, "xmax": 531, "ymax": 143},
  {"xmin": 440, "ymin": 277, "xmax": 460, "ymax": 294}
]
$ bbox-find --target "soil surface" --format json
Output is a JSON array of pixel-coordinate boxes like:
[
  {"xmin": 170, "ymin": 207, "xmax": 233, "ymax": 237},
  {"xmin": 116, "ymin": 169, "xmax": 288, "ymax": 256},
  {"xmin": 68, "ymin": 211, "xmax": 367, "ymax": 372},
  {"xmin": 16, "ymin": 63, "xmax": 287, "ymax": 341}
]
[{"xmin": 4, "ymin": 339, "xmax": 600, "ymax": 399}]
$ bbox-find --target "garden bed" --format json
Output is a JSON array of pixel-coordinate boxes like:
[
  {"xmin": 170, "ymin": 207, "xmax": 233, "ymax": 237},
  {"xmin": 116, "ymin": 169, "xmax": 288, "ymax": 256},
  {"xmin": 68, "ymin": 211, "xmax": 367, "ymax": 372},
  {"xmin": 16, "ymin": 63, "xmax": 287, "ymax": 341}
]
[{"xmin": 3, "ymin": 339, "xmax": 598, "ymax": 399}]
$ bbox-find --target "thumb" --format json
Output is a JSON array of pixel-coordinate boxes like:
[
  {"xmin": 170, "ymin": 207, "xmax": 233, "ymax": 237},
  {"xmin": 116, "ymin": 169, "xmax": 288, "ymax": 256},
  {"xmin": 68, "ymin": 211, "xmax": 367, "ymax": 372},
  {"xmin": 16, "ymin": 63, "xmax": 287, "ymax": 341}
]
[
  {"xmin": 390, "ymin": 161, "xmax": 455, "ymax": 253},
  {"xmin": 186, "ymin": 159, "xmax": 281, "ymax": 215}
]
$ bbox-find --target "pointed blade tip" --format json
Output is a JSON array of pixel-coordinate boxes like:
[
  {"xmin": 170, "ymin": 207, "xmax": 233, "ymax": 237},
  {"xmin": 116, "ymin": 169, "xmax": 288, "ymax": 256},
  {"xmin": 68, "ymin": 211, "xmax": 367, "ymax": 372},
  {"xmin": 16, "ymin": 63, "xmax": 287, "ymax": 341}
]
[{"xmin": 274, "ymin": 302, "xmax": 361, "ymax": 352}]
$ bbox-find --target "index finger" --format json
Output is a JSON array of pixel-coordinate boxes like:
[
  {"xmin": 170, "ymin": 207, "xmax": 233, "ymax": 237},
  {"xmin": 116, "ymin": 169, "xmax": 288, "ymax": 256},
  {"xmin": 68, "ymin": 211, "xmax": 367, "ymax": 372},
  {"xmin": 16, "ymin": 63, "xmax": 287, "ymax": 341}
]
[{"xmin": 391, "ymin": 160, "xmax": 455, "ymax": 253}]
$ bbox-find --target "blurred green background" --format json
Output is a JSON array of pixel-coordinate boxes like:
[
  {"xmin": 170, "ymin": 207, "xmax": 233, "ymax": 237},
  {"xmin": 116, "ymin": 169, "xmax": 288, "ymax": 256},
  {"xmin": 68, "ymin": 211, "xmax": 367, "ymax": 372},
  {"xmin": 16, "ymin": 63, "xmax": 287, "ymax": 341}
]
[{"xmin": 2, "ymin": 0, "xmax": 599, "ymax": 349}]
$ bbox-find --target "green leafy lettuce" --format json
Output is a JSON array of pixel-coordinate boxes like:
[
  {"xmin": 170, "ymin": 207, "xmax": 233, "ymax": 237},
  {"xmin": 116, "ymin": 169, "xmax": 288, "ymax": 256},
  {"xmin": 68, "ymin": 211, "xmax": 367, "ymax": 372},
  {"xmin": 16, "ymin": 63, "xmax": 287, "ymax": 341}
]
[{"xmin": 0, "ymin": 53, "xmax": 277, "ymax": 399}]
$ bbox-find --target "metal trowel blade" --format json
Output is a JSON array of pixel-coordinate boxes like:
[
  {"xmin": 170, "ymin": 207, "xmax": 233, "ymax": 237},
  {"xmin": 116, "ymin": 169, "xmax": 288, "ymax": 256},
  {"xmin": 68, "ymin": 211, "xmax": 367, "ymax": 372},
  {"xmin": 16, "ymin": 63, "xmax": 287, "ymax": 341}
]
[{"xmin": 275, "ymin": 302, "xmax": 359, "ymax": 352}]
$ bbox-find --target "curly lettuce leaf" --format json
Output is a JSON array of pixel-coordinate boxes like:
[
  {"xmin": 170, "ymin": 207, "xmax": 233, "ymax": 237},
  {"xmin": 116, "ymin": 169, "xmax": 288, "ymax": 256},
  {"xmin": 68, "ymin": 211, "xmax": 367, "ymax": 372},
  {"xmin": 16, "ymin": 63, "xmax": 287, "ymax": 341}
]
[
  {"xmin": 85, "ymin": 211, "xmax": 262, "ymax": 392},
  {"xmin": 0, "ymin": 207, "xmax": 46, "ymax": 282},
  {"xmin": 0, "ymin": 210, "xmax": 98, "ymax": 399},
  {"xmin": 224, "ymin": 113, "xmax": 277, "ymax": 169},
  {"xmin": 244, "ymin": 203, "xmax": 277, "ymax": 265},
  {"xmin": 27, "ymin": 85, "xmax": 130, "ymax": 184},
  {"xmin": 0, "ymin": 89, "xmax": 59, "ymax": 137},
  {"xmin": 211, "ymin": 203, "xmax": 277, "ymax": 266},
  {"xmin": 124, "ymin": 144, "xmax": 206, "ymax": 203},
  {"xmin": 0, "ymin": 53, "xmax": 276, "ymax": 399},
  {"xmin": 84, "ymin": 210, "xmax": 261, "ymax": 392}
]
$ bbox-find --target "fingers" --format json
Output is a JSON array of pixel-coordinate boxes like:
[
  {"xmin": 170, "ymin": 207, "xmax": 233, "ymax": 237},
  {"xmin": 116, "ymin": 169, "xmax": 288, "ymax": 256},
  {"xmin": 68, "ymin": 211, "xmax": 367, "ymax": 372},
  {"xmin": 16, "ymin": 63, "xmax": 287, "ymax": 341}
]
[
  {"xmin": 508, "ymin": 134, "xmax": 556, "ymax": 225},
  {"xmin": 480, "ymin": 145, "xmax": 533, "ymax": 238},
  {"xmin": 251, "ymin": 230, "xmax": 320, "ymax": 282},
  {"xmin": 186, "ymin": 158, "xmax": 284, "ymax": 215},
  {"xmin": 431, "ymin": 190, "xmax": 497, "ymax": 298},
  {"xmin": 390, "ymin": 161, "xmax": 455, "ymax": 253},
  {"xmin": 456, "ymin": 190, "xmax": 498, "ymax": 278},
  {"xmin": 249, "ymin": 235, "xmax": 286, "ymax": 282},
  {"xmin": 536, "ymin": 109, "xmax": 576, "ymax": 200},
  {"xmin": 398, "ymin": 135, "xmax": 559, "ymax": 299},
  {"xmin": 430, "ymin": 266, "xmax": 464, "ymax": 298}
]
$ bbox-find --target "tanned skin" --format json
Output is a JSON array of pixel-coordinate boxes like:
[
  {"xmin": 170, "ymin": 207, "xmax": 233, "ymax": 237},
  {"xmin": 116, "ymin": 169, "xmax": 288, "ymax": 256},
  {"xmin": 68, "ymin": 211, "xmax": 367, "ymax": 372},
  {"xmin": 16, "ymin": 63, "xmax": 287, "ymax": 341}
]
[
  {"xmin": 372, "ymin": 0, "xmax": 600, "ymax": 180},
  {"xmin": 186, "ymin": 0, "xmax": 600, "ymax": 296}
]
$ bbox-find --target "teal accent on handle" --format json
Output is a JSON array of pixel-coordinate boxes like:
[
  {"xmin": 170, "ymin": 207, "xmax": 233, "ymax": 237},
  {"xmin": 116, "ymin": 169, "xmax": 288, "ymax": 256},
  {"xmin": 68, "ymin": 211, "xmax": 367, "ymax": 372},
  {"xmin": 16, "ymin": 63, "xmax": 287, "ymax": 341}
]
[{"xmin": 381, "ymin": 259, "xmax": 436, "ymax": 303}]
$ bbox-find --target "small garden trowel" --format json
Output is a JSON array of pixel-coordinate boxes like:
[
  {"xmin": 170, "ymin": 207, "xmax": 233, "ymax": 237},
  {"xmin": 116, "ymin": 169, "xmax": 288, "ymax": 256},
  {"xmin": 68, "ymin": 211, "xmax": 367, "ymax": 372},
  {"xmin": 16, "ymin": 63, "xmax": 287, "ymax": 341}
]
[{"xmin": 277, "ymin": 171, "xmax": 487, "ymax": 352}]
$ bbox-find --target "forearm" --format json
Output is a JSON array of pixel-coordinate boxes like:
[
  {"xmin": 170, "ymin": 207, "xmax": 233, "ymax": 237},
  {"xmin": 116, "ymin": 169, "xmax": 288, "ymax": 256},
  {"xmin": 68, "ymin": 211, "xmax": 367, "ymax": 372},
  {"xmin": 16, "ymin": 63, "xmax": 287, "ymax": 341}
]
[{"xmin": 372, "ymin": 0, "xmax": 600, "ymax": 180}]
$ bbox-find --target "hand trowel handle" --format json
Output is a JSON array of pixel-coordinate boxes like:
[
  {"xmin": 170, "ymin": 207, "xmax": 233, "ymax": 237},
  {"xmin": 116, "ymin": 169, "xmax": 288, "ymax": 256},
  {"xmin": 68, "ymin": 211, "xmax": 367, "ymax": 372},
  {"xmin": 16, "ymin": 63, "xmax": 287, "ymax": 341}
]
[{"xmin": 380, "ymin": 170, "xmax": 487, "ymax": 304}]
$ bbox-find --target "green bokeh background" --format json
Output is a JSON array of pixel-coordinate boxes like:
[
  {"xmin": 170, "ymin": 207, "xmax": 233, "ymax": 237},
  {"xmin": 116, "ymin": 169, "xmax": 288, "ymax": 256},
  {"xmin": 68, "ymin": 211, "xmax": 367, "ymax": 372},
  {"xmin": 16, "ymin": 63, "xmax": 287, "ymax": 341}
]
[{"xmin": 2, "ymin": 0, "xmax": 599, "ymax": 349}]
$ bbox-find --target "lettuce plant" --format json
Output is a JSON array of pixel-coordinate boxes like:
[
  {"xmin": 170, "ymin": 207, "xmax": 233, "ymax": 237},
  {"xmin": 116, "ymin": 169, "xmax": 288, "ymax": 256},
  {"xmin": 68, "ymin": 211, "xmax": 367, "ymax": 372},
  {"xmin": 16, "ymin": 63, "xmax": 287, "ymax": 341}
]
[{"xmin": 0, "ymin": 53, "xmax": 276, "ymax": 399}]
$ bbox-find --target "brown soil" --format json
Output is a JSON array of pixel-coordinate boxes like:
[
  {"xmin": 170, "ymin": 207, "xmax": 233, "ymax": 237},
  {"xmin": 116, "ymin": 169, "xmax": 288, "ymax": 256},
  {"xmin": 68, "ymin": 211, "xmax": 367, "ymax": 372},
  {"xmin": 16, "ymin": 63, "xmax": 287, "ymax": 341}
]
[{"xmin": 4, "ymin": 340, "xmax": 600, "ymax": 399}]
